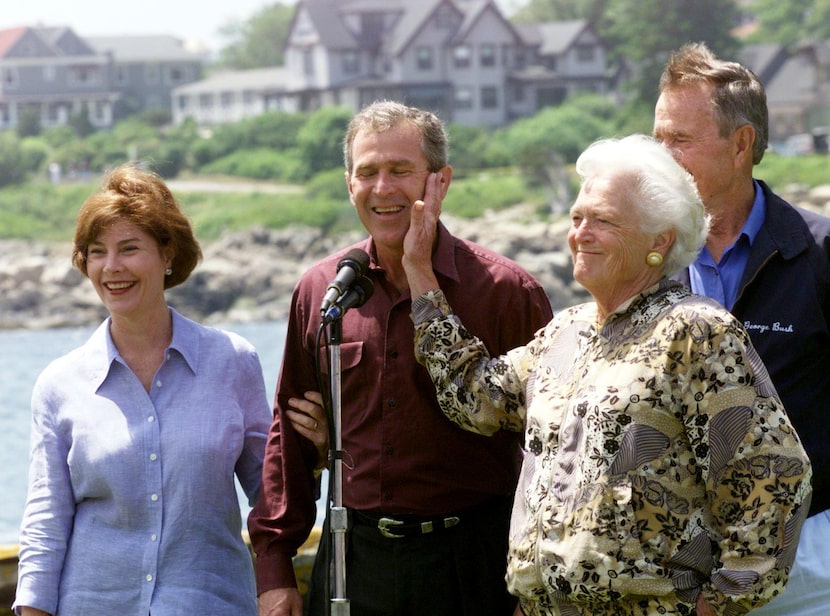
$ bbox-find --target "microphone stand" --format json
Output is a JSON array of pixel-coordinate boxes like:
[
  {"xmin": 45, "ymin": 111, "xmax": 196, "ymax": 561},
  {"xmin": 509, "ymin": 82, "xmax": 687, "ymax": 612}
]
[{"xmin": 326, "ymin": 318, "xmax": 350, "ymax": 615}]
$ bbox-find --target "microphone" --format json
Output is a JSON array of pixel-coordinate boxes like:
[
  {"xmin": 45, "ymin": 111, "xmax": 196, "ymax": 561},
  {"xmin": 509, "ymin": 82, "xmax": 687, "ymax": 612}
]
[
  {"xmin": 322, "ymin": 275, "xmax": 374, "ymax": 324},
  {"xmin": 320, "ymin": 249, "xmax": 370, "ymax": 315}
]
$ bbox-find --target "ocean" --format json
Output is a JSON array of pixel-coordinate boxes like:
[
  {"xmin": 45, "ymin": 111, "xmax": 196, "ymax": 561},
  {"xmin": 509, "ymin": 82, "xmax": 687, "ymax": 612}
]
[{"xmin": 0, "ymin": 319, "xmax": 299, "ymax": 547}]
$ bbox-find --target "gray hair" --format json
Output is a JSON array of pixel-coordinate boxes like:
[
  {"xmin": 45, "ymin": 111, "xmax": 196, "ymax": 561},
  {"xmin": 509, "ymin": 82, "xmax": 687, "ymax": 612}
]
[
  {"xmin": 575, "ymin": 134, "xmax": 710, "ymax": 275},
  {"xmin": 659, "ymin": 42, "xmax": 768, "ymax": 165},
  {"xmin": 343, "ymin": 100, "xmax": 449, "ymax": 173}
]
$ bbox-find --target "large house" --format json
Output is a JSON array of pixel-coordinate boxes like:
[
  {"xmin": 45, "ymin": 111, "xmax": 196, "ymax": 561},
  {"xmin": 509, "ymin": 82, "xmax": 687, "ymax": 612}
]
[
  {"xmin": 0, "ymin": 26, "xmax": 206, "ymax": 131},
  {"xmin": 172, "ymin": 0, "xmax": 613, "ymax": 127},
  {"xmin": 87, "ymin": 35, "xmax": 207, "ymax": 121},
  {"xmin": 0, "ymin": 26, "xmax": 117, "ymax": 131}
]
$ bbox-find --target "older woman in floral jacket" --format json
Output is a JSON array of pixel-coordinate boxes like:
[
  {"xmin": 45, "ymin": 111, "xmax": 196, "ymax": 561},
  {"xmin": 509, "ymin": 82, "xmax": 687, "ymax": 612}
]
[{"xmin": 401, "ymin": 134, "xmax": 812, "ymax": 616}]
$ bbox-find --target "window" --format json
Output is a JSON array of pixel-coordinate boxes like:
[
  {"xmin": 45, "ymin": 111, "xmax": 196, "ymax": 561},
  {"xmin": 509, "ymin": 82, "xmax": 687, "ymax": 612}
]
[
  {"xmin": 342, "ymin": 51, "xmax": 359, "ymax": 74},
  {"xmin": 47, "ymin": 102, "xmax": 62, "ymax": 122},
  {"xmin": 69, "ymin": 66, "xmax": 102, "ymax": 86},
  {"xmin": 168, "ymin": 66, "xmax": 186, "ymax": 83},
  {"xmin": 303, "ymin": 50, "xmax": 314, "ymax": 77},
  {"xmin": 220, "ymin": 92, "xmax": 233, "ymax": 108},
  {"xmin": 576, "ymin": 45, "xmax": 596, "ymax": 62},
  {"xmin": 416, "ymin": 47, "xmax": 433, "ymax": 71},
  {"xmin": 43, "ymin": 66, "xmax": 56, "ymax": 82},
  {"xmin": 512, "ymin": 85, "xmax": 526, "ymax": 103},
  {"xmin": 454, "ymin": 86, "xmax": 473, "ymax": 109},
  {"xmin": 453, "ymin": 45, "xmax": 471, "ymax": 69},
  {"xmin": 144, "ymin": 65, "xmax": 160, "ymax": 85},
  {"xmin": 3, "ymin": 68, "xmax": 19, "ymax": 88},
  {"xmin": 199, "ymin": 93, "xmax": 213, "ymax": 110},
  {"xmin": 94, "ymin": 101, "xmax": 107, "ymax": 121},
  {"xmin": 480, "ymin": 44, "xmax": 496, "ymax": 68},
  {"xmin": 481, "ymin": 86, "xmax": 498, "ymax": 109}
]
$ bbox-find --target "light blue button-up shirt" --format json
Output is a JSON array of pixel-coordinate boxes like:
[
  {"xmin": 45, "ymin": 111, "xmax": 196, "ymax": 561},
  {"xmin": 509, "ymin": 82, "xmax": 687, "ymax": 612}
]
[
  {"xmin": 14, "ymin": 309, "xmax": 272, "ymax": 615},
  {"xmin": 688, "ymin": 180, "xmax": 766, "ymax": 310}
]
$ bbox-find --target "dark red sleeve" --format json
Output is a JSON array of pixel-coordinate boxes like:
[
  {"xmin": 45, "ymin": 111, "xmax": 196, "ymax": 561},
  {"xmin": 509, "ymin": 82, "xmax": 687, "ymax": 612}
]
[{"xmin": 247, "ymin": 284, "xmax": 321, "ymax": 593}]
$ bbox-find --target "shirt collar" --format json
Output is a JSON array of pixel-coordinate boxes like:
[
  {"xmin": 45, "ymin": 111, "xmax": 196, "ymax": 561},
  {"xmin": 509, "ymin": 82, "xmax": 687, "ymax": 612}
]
[
  {"xmin": 89, "ymin": 308, "xmax": 199, "ymax": 390},
  {"xmin": 742, "ymin": 180, "xmax": 767, "ymax": 245},
  {"xmin": 364, "ymin": 220, "xmax": 460, "ymax": 283}
]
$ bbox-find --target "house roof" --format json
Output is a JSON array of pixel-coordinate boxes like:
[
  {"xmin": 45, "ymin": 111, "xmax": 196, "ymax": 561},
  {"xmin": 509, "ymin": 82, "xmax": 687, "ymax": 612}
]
[
  {"xmin": 517, "ymin": 19, "xmax": 590, "ymax": 55},
  {"xmin": 87, "ymin": 35, "xmax": 208, "ymax": 62},
  {"xmin": 739, "ymin": 42, "xmax": 786, "ymax": 83},
  {"xmin": 0, "ymin": 27, "xmax": 27, "ymax": 57},
  {"xmin": 172, "ymin": 67, "xmax": 289, "ymax": 95},
  {"xmin": 0, "ymin": 25, "xmax": 106, "ymax": 60},
  {"xmin": 764, "ymin": 51, "xmax": 816, "ymax": 105}
]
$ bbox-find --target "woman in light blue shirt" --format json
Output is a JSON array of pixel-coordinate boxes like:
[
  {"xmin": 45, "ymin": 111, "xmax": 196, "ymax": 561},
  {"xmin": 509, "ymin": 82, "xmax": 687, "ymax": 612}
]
[{"xmin": 13, "ymin": 164, "xmax": 272, "ymax": 615}]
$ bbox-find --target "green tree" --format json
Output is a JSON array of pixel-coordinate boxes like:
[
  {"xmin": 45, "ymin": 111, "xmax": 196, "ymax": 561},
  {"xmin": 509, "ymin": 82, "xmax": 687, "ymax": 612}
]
[
  {"xmin": 217, "ymin": 2, "xmax": 294, "ymax": 69},
  {"xmin": 511, "ymin": 0, "xmax": 741, "ymax": 104},
  {"xmin": 68, "ymin": 105, "xmax": 95, "ymax": 138},
  {"xmin": 16, "ymin": 106, "xmax": 42, "ymax": 138},
  {"xmin": 603, "ymin": 0, "xmax": 741, "ymax": 101},
  {"xmin": 296, "ymin": 106, "xmax": 354, "ymax": 179},
  {"xmin": 512, "ymin": 0, "xmax": 609, "ymax": 24},
  {"xmin": 0, "ymin": 133, "xmax": 29, "ymax": 186},
  {"xmin": 747, "ymin": 0, "xmax": 830, "ymax": 48}
]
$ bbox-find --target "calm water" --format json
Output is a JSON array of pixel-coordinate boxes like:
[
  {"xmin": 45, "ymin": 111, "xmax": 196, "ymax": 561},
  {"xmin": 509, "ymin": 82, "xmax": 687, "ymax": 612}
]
[{"xmin": 0, "ymin": 319, "xmax": 295, "ymax": 546}]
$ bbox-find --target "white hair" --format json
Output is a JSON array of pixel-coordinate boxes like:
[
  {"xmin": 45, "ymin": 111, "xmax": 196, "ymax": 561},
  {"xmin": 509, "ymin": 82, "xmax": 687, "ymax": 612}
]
[{"xmin": 575, "ymin": 134, "xmax": 710, "ymax": 275}]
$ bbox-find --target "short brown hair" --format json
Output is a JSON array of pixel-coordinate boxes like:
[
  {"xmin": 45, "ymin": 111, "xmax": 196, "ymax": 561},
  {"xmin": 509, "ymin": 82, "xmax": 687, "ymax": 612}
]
[
  {"xmin": 343, "ymin": 100, "xmax": 449, "ymax": 173},
  {"xmin": 72, "ymin": 164, "xmax": 202, "ymax": 289},
  {"xmin": 659, "ymin": 42, "xmax": 768, "ymax": 164}
]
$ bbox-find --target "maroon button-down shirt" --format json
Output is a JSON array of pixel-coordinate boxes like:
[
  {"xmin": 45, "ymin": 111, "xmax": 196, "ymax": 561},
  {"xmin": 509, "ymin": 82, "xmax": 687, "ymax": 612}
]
[{"xmin": 248, "ymin": 222, "xmax": 553, "ymax": 592}]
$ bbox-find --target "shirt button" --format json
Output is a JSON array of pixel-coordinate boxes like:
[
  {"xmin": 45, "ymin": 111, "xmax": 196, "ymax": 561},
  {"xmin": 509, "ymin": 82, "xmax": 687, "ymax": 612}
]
[
  {"xmin": 387, "ymin": 399, "xmax": 397, "ymax": 408},
  {"xmin": 383, "ymin": 492, "xmax": 392, "ymax": 501},
  {"xmin": 155, "ymin": 380, "xmax": 162, "ymax": 388},
  {"xmin": 385, "ymin": 446, "xmax": 394, "ymax": 456},
  {"xmin": 148, "ymin": 416, "xmax": 155, "ymax": 423},
  {"xmin": 150, "ymin": 494, "xmax": 159, "ymax": 502},
  {"xmin": 146, "ymin": 574, "xmax": 153, "ymax": 582},
  {"xmin": 149, "ymin": 453, "xmax": 157, "ymax": 461},
  {"xmin": 151, "ymin": 534, "xmax": 158, "ymax": 541},
  {"xmin": 390, "ymin": 351, "xmax": 398, "ymax": 359}
]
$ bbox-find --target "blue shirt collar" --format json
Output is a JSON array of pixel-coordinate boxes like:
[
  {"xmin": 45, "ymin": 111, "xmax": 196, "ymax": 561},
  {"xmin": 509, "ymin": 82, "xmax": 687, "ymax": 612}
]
[
  {"xmin": 92, "ymin": 308, "xmax": 199, "ymax": 389},
  {"xmin": 742, "ymin": 179, "xmax": 766, "ymax": 245}
]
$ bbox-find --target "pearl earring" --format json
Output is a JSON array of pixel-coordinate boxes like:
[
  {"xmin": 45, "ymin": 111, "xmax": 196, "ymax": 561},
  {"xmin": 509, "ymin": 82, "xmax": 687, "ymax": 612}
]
[
  {"xmin": 646, "ymin": 252, "xmax": 663, "ymax": 267},
  {"xmin": 165, "ymin": 267, "xmax": 173, "ymax": 276}
]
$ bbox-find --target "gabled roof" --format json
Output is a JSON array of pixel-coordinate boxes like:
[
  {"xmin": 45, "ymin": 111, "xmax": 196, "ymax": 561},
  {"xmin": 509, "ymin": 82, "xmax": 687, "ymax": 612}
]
[
  {"xmin": 517, "ymin": 19, "xmax": 591, "ymax": 55},
  {"xmin": 453, "ymin": 0, "xmax": 520, "ymax": 44},
  {"xmin": 87, "ymin": 35, "xmax": 208, "ymax": 62},
  {"xmin": 294, "ymin": 0, "xmax": 357, "ymax": 49},
  {"xmin": 0, "ymin": 27, "xmax": 27, "ymax": 57},
  {"xmin": 0, "ymin": 26, "xmax": 101, "ymax": 59},
  {"xmin": 386, "ymin": 0, "xmax": 443, "ymax": 56},
  {"xmin": 740, "ymin": 42, "xmax": 787, "ymax": 83}
]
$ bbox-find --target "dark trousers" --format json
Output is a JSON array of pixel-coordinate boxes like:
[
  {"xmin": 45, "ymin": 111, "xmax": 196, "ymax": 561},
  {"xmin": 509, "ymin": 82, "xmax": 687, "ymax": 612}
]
[{"xmin": 305, "ymin": 496, "xmax": 517, "ymax": 616}]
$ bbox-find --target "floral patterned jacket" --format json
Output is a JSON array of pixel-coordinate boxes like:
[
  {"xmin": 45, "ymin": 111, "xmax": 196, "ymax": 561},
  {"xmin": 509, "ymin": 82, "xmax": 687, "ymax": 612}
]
[{"xmin": 413, "ymin": 279, "xmax": 812, "ymax": 616}]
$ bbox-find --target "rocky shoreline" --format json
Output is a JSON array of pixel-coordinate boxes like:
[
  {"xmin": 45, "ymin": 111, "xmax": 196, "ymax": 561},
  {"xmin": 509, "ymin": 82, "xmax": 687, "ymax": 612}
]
[
  {"xmin": 3, "ymin": 184, "xmax": 829, "ymax": 332},
  {"xmin": 0, "ymin": 205, "xmax": 588, "ymax": 330}
]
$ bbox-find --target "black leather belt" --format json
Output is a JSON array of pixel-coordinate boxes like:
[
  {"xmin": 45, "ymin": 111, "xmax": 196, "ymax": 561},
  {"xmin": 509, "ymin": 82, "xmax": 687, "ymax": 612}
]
[{"xmin": 351, "ymin": 509, "xmax": 461, "ymax": 539}]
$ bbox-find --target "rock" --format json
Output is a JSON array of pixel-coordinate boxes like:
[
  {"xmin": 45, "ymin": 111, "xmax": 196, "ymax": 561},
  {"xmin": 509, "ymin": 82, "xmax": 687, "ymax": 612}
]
[{"xmin": 0, "ymin": 202, "xmax": 660, "ymax": 329}]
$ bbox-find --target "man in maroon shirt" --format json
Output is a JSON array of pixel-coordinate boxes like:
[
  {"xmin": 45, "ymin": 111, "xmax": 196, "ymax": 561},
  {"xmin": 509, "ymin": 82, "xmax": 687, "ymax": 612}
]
[{"xmin": 248, "ymin": 100, "xmax": 553, "ymax": 616}]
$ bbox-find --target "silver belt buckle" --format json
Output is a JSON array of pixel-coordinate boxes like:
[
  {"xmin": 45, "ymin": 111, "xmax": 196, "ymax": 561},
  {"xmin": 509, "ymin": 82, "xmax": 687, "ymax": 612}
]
[{"xmin": 378, "ymin": 517, "xmax": 405, "ymax": 539}]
